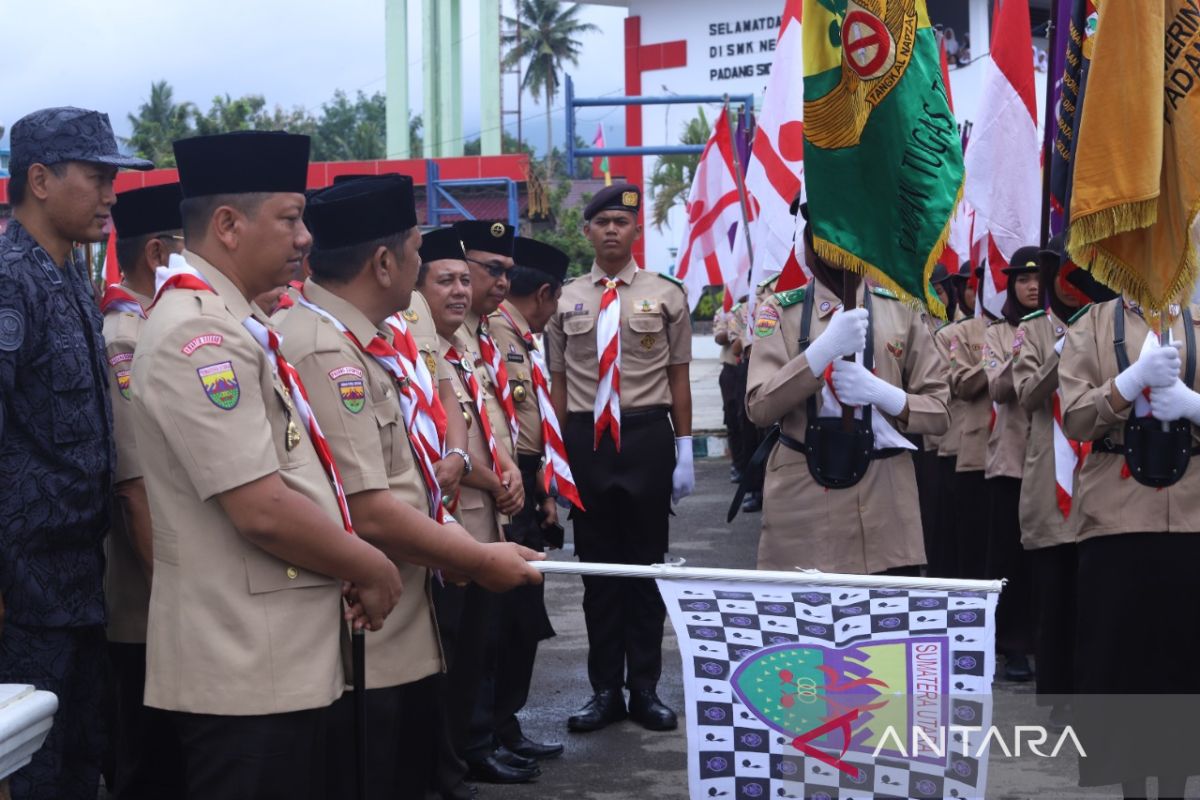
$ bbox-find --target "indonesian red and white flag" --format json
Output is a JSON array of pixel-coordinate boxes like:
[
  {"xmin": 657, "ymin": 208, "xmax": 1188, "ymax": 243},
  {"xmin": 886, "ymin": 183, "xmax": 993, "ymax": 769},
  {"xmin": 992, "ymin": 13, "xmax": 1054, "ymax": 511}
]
[
  {"xmin": 675, "ymin": 107, "xmax": 748, "ymax": 311},
  {"xmin": 743, "ymin": 0, "xmax": 804, "ymax": 294},
  {"xmin": 963, "ymin": 0, "xmax": 1039, "ymax": 319}
]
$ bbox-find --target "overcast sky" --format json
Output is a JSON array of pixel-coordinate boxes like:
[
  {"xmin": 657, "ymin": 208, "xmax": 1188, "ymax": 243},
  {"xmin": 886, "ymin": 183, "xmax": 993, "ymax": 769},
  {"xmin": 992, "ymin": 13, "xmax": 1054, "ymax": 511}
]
[{"xmin": 0, "ymin": 0, "xmax": 629, "ymax": 155}]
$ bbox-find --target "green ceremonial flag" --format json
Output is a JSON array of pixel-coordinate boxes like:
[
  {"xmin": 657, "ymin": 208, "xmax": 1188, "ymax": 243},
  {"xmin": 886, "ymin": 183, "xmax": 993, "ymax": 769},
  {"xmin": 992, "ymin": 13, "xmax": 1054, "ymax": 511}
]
[{"xmin": 802, "ymin": 0, "xmax": 963, "ymax": 318}]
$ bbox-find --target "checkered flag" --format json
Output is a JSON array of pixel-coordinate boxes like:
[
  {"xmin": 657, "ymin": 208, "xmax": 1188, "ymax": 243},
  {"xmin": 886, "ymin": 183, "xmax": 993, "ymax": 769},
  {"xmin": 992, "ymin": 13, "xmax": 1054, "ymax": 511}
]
[{"xmin": 659, "ymin": 579, "xmax": 998, "ymax": 800}]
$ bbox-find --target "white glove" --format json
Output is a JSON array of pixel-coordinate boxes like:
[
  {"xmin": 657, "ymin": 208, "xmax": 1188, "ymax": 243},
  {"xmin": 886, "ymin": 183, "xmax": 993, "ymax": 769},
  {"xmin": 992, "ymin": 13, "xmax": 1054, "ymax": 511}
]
[
  {"xmin": 1114, "ymin": 343, "xmax": 1182, "ymax": 402},
  {"xmin": 1149, "ymin": 379, "xmax": 1200, "ymax": 424},
  {"xmin": 672, "ymin": 436, "xmax": 695, "ymax": 505},
  {"xmin": 805, "ymin": 308, "xmax": 870, "ymax": 376},
  {"xmin": 831, "ymin": 359, "xmax": 909, "ymax": 417}
]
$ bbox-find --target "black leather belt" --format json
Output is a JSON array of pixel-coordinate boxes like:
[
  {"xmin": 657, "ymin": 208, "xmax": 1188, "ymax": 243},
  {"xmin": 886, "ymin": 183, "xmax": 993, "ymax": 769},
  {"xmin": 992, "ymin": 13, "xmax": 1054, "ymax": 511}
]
[
  {"xmin": 777, "ymin": 431, "xmax": 909, "ymax": 461},
  {"xmin": 517, "ymin": 452, "xmax": 543, "ymax": 473},
  {"xmin": 567, "ymin": 407, "xmax": 670, "ymax": 427},
  {"xmin": 1091, "ymin": 436, "xmax": 1200, "ymax": 456}
]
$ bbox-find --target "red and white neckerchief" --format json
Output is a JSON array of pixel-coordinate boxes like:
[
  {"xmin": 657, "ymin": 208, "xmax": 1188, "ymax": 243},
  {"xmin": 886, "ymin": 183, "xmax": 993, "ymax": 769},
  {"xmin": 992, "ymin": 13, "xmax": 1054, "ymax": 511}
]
[
  {"xmin": 475, "ymin": 318, "xmax": 520, "ymax": 447},
  {"xmin": 494, "ymin": 305, "xmax": 585, "ymax": 510},
  {"xmin": 444, "ymin": 345, "xmax": 504, "ymax": 480},
  {"xmin": 594, "ymin": 276, "xmax": 624, "ymax": 450},
  {"xmin": 154, "ymin": 257, "xmax": 356, "ymax": 534},
  {"xmin": 1051, "ymin": 390, "xmax": 1089, "ymax": 517},
  {"xmin": 273, "ymin": 280, "xmax": 305, "ymax": 312},
  {"xmin": 100, "ymin": 284, "xmax": 147, "ymax": 318},
  {"xmin": 385, "ymin": 313, "xmax": 449, "ymax": 448},
  {"xmin": 293, "ymin": 291, "xmax": 452, "ymax": 524}
]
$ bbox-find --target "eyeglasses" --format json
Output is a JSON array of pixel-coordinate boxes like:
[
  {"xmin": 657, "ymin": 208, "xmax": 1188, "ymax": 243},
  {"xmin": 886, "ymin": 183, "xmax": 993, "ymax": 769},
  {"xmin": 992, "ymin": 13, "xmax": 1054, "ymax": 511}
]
[{"xmin": 464, "ymin": 256, "xmax": 512, "ymax": 279}]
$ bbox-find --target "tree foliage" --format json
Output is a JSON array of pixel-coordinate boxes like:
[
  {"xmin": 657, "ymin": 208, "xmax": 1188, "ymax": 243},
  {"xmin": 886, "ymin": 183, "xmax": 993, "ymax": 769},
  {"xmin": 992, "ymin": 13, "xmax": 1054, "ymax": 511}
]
[
  {"xmin": 125, "ymin": 81, "xmax": 195, "ymax": 167},
  {"xmin": 647, "ymin": 107, "xmax": 712, "ymax": 231},
  {"xmin": 532, "ymin": 180, "xmax": 594, "ymax": 278}
]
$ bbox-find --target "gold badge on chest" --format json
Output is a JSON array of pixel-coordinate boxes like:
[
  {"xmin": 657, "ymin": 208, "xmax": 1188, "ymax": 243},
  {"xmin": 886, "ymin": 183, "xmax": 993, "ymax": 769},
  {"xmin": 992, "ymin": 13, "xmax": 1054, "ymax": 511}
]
[
  {"xmin": 286, "ymin": 418, "xmax": 301, "ymax": 451},
  {"xmin": 640, "ymin": 334, "xmax": 656, "ymax": 350},
  {"xmin": 423, "ymin": 350, "xmax": 438, "ymax": 378},
  {"xmin": 513, "ymin": 383, "xmax": 528, "ymax": 403}
]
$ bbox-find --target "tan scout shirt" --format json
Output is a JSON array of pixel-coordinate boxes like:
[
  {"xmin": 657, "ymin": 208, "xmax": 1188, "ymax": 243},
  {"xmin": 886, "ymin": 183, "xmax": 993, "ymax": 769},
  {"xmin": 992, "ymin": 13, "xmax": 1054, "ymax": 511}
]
[
  {"xmin": 440, "ymin": 333, "xmax": 502, "ymax": 544},
  {"xmin": 730, "ymin": 301, "xmax": 749, "ymax": 355},
  {"xmin": 462, "ymin": 311, "xmax": 516, "ymax": 457},
  {"xmin": 934, "ymin": 322, "xmax": 964, "ymax": 458},
  {"xmin": 103, "ymin": 289, "xmax": 152, "ymax": 644},
  {"xmin": 948, "ymin": 317, "xmax": 991, "ymax": 472},
  {"xmin": 130, "ymin": 252, "xmax": 344, "ymax": 715},
  {"xmin": 983, "ymin": 320, "xmax": 1031, "ymax": 479},
  {"xmin": 922, "ymin": 316, "xmax": 951, "ymax": 452},
  {"xmin": 746, "ymin": 281, "xmax": 950, "ymax": 575},
  {"xmin": 277, "ymin": 281, "xmax": 443, "ymax": 690},
  {"xmin": 545, "ymin": 261, "xmax": 692, "ymax": 413},
  {"xmin": 715, "ymin": 310, "xmax": 738, "ymax": 366},
  {"xmin": 1060, "ymin": 300, "xmax": 1200, "ymax": 541},
  {"xmin": 1012, "ymin": 310, "xmax": 1077, "ymax": 549},
  {"xmin": 400, "ymin": 290, "xmax": 448, "ymax": 383},
  {"xmin": 488, "ymin": 302, "xmax": 542, "ymax": 457}
]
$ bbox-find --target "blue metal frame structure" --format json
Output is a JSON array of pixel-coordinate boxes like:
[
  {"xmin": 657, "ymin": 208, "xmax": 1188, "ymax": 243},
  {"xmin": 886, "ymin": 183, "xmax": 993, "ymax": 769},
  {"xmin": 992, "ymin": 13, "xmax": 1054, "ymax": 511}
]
[
  {"xmin": 564, "ymin": 75, "xmax": 754, "ymax": 176},
  {"xmin": 424, "ymin": 160, "xmax": 520, "ymax": 227}
]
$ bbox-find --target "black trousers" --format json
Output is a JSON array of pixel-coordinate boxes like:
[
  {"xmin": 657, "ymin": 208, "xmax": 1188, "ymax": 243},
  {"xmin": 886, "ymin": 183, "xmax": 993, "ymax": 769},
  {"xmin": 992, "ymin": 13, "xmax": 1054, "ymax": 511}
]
[
  {"xmin": 324, "ymin": 678, "xmax": 438, "ymax": 800},
  {"xmin": 985, "ymin": 476, "xmax": 1033, "ymax": 655},
  {"xmin": 566, "ymin": 409, "xmax": 674, "ymax": 692},
  {"xmin": 434, "ymin": 578, "xmax": 499, "ymax": 773},
  {"xmin": 0, "ymin": 623, "xmax": 107, "ymax": 800},
  {"xmin": 912, "ymin": 443, "xmax": 941, "ymax": 575},
  {"xmin": 953, "ymin": 469, "xmax": 989, "ymax": 579},
  {"xmin": 733, "ymin": 358, "xmax": 763, "ymax": 488},
  {"xmin": 171, "ymin": 707, "xmax": 327, "ymax": 800},
  {"xmin": 1029, "ymin": 543, "xmax": 1076, "ymax": 700},
  {"xmin": 719, "ymin": 363, "xmax": 744, "ymax": 467},
  {"xmin": 106, "ymin": 642, "xmax": 183, "ymax": 799},
  {"xmin": 493, "ymin": 457, "xmax": 556, "ymax": 745},
  {"xmin": 933, "ymin": 456, "xmax": 959, "ymax": 578}
]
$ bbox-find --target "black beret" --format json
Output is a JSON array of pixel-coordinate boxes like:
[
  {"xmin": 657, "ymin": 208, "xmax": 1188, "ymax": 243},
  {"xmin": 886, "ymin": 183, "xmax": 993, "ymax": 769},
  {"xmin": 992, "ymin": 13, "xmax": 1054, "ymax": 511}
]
[
  {"xmin": 583, "ymin": 183, "xmax": 641, "ymax": 220},
  {"xmin": 419, "ymin": 227, "xmax": 466, "ymax": 264},
  {"xmin": 931, "ymin": 263, "xmax": 951, "ymax": 284},
  {"xmin": 513, "ymin": 237, "xmax": 569, "ymax": 283},
  {"xmin": 173, "ymin": 131, "xmax": 310, "ymax": 199},
  {"xmin": 305, "ymin": 175, "xmax": 417, "ymax": 252},
  {"xmin": 112, "ymin": 183, "xmax": 183, "ymax": 240},
  {"xmin": 1001, "ymin": 245, "xmax": 1041, "ymax": 275},
  {"xmin": 455, "ymin": 220, "xmax": 514, "ymax": 257}
]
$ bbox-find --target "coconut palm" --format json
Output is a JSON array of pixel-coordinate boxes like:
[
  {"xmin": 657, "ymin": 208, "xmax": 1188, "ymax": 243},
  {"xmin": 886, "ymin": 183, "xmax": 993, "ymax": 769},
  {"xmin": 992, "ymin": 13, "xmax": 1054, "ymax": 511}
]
[
  {"xmin": 502, "ymin": 0, "xmax": 598, "ymax": 175},
  {"xmin": 647, "ymin": 108, "xmax": 712, "ymax": 230},
  {"xmin": 126, "ymin": 81, "xmax": 195, "ymax": 167}
]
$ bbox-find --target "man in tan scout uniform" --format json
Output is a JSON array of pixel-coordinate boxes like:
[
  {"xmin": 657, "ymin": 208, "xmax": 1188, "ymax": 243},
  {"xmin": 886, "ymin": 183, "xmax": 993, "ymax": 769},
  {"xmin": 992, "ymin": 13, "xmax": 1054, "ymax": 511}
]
[
  {"xmin": 1060, "ymin": 291, "xmax": 1200, "ymax": 797},
  {"xmin": 101, "ymin": 182, "xmax": 185, "ymax": 797},
  {"xmin": 417, "ymin": 230, "xmax": 537, "ymax": 790},
  {"xmin": 746, "ymin": 203, "xmax": 949, "ymax": 576},
  {"xmin": 546, "ymin": 183, "xmax": 693, "ymax": 734},
  {"xmin": 130, "ymin": 131, "xmax": 402, "ymax": 800},
  {"xmin": 278, "ymin": 177, "xmax": 543, "ymax": 798},
  {"xmin": 486, "ymin": 236, "xmax": 575, "ymax": 764},
  {"xmin": 981, "ymin": 246, "xmax": 1039, "ymax": 682},
  {"xmin": 715, "ymin": 294, "xmax": 748, "ymax": 482}
]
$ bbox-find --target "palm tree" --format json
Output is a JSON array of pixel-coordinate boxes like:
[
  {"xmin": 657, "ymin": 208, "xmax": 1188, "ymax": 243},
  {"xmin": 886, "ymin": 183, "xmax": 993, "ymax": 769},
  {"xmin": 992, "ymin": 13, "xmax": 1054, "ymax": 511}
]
[
  {"xmin": 647, "ymin": 108, "xmax": 712, "ymax": 230},
  {"xmin": 502, "ymin": 0, "xmax": 598, "ymax": 176},
  {"xmin": 126, "ymin": 81, "xmax": 195, "ymax": 167}
]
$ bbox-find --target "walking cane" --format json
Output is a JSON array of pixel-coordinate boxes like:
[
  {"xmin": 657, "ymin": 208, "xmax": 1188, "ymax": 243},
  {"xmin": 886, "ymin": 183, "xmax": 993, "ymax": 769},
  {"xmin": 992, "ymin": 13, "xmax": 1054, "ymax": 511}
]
[{"xmin": 353, "ymin": 628, "xmax": 367, "ymax": 800}]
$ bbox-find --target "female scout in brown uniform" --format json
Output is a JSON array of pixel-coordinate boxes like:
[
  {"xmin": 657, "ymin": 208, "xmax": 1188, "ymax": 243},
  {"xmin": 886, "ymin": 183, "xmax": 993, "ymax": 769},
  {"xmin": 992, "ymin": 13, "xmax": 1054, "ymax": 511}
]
[{"xmin": 981, "ymin": 247, "xmax": 1039, "ymax": 682}]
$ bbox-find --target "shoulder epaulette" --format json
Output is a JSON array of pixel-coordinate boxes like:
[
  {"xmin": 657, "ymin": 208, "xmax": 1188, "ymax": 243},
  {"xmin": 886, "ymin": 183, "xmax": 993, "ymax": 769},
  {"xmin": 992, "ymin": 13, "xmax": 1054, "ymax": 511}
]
[
  {"xmin": 987, "ymin": 318, "xmax": 1006, "ymax": 327},
  {"xmin": 730, "ymin": 301, "xmax": 744, "ymax": 314},
  {"xmin": 1068, "ymin": 303, "xmax": 1093, "ymax": 325},
  {"xmin": 870, "ymin": 286, "xmax": 899, "ymax": 300},
  {"xmin": 655, "ymin": 271, "xmax": 686, "ymax": 289},
  {"xmin": 775, "ymin": 287, "xmax": 806, "ymax": 307},
  {"xmin": 757, "ymin": 274, "xmax": 779, "ymax": 290},
  {"xmin": 1021, "ymin": 309, "xmax": 1046, "ymax": 322}
]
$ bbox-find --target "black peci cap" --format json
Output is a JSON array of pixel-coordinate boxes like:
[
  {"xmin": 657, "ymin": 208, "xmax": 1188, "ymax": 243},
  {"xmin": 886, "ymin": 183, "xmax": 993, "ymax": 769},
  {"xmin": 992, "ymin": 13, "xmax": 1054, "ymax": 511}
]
[
  {"xmin": 513, "ymin": 237, "xmax": 569, "ymax": 283},
  {"xmin": 419, "ymin": 227, "xmax": 466, "ymax": 264},
  {"xmin": 583, "ymin": 183, "xmax": 641, "ymax": 221},
  {"xmin": 455, "ymin": 220, "xmax": 515, "ymax": 257},
  {"xmin": 173, "ymin": 131, "xmax": 310, "ymax": 199},
  {"xmin": 305, "ymin": 175, "xmax": 417, "ymax": 252},
  {"xmin": 112, "ymin": 183, "xmax": 183, "ymax": 240}
]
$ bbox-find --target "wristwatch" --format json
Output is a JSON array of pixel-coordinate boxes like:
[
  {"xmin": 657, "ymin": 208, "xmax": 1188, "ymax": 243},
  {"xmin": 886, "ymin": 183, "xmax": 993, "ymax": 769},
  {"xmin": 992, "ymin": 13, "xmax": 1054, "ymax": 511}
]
[{"xmin": 445, "ymin": 447, "xmax": 472, "ymax": 476}]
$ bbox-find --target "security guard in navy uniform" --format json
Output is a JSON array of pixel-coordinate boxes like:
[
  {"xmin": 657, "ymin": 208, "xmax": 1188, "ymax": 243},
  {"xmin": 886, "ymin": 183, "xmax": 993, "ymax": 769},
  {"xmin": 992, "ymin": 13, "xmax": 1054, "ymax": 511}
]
[
  {"xmin": 0, "ymin": 107, "xmax": 153, "ymax": 800},
  {"xmin": 102, "ymin": 182, "xmax": 186, "ymax": 799}
]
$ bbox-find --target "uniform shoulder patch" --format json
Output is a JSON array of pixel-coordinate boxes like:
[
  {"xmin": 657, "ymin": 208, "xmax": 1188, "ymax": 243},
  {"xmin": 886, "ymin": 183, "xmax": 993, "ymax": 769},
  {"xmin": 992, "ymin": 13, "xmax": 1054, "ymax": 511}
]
[
  {"xmin": 1021, "ymin": 309, "xmax": 1047, "ymax": 322},
  {"xmin": 654, "ymin": 271, "xmax": 686, "ymax": 290},
  {"xmin": 753, "ymin": 304, "xmax": 781, "ymax": 337},
  {"xmin": 775, "ymin": 287, "xmax": 806, "ymax": 307},
  {"xmin": 1068, "ymin": 304, "xmax": 1093, "ymax": 325},
  {"xmin": 197, "ymin": 360, "xmax": 240, "ymax": 410},
  {"xmin": 182, "ymin": 333, "xmax": 223, "ymax": 356},
  {"xmin": 0, "ymin": 308, "xmax": 25, "ymax": 352},
  {"xmin": 338, "ymin": 379, "xmax": 366, "ymax": 413},
  {"xmin": 870, "ymin": 286, "xmax": 899, "ymax": 300}
]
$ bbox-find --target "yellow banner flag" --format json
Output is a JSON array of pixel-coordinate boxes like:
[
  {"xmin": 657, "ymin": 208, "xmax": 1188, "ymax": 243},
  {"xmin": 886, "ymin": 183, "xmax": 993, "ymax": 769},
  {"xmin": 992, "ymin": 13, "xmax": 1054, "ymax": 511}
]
[{"xmin": 1067, "ymin": 0, "xmax": 1200, "ymax": 310}]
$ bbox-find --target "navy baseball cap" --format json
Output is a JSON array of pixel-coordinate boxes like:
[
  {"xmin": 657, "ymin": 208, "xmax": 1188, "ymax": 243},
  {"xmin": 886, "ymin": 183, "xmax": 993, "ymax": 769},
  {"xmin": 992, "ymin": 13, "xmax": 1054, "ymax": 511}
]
[{"xmin": 9, "ymin": 107, "xmax": 154, "ymax": 176}]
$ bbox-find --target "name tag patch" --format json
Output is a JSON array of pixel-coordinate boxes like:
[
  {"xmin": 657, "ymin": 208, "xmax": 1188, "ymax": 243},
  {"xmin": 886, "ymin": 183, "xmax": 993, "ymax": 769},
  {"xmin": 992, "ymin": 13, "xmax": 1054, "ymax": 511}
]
[
  {"xmin": 182, "ymin": 334, "xmax": 223, "ymax": 356},
  {"xmin": 328, "ymin": 365, "xmax": 364, "ymax": 380}
]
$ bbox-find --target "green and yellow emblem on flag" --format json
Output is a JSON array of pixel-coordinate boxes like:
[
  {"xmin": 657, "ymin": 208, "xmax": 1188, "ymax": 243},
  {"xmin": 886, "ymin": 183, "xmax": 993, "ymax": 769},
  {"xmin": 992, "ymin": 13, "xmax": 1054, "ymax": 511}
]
[{"xmin": 803, "ymin": 0, "xmax": 964, "ymax": 318}]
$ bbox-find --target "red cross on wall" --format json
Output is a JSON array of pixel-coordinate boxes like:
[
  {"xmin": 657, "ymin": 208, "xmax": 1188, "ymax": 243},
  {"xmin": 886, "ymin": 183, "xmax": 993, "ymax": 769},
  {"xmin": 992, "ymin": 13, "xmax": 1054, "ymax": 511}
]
[{"xmin": 615, "ymin": 16, "xmax": 687, "ymax": 267}]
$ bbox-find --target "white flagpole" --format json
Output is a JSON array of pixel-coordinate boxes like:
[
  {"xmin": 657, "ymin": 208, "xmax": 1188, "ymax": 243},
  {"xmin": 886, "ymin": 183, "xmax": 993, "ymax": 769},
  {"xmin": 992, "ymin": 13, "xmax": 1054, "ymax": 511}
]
[{"xmin": 532, "ymin": 561, "xmax": 1003, "ymax": 594}]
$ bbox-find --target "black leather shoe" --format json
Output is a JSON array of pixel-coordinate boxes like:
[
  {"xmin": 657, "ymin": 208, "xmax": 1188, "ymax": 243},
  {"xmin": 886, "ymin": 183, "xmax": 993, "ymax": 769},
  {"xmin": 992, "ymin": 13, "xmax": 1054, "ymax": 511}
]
[
  {"xmin": 1003, "ymin": 653, "xmax": 1034, "ymax": 682},
  {"xmin": 465, "ymin": 755, "xmax": 540, "ymax": 784},
  {"xmin": 503, "ymin": 734, "xmax": 564, "ymax": 760},
  {"xmin": 628, "ymin": 688, "xmax": 678, "ymax": 731},
  {"xmin": 730, "ymin": 466, "xmax": 743, "ymax": 484},
  {"xmin": 493, "ymin": 745, "xmax": 538, "ymax": 770},
  {"xmin": 741, "ymin": 492, "xmax": 762, "ymax": 513},
  {"xmin": 567, "ymin": 688, "xmax": 627, "ymax": 732}
]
